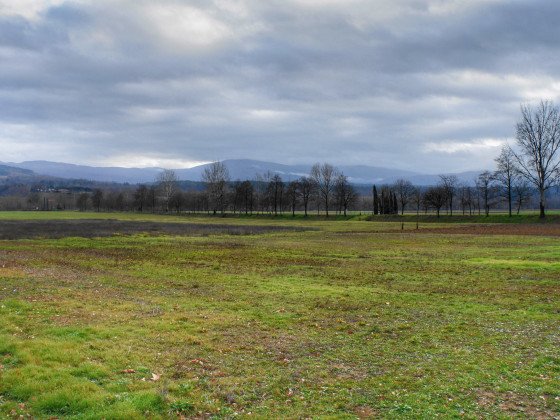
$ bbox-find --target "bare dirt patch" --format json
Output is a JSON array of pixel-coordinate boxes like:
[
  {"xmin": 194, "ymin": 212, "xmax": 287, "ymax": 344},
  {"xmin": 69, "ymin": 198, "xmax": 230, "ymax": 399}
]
[
  {"xmin": 0, "ymin": 219, "xmax": 309, "ymax": 240},
  {"xmin": 354, "ymin": 405, "xmax": 377, "ymax": 419},
  {"xmin": 397, "ymin": 223, "xmax": 560, "ymax": 237},
  {"xmin": 476, "ymin": 390, "xmax": 557, "ymax": 419}
]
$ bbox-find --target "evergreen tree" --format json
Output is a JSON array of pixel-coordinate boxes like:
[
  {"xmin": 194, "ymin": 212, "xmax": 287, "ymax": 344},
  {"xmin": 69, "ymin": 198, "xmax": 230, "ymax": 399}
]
[{"xmin": 373, "ymin": 185, "xmax": 379, "ymax": 215}]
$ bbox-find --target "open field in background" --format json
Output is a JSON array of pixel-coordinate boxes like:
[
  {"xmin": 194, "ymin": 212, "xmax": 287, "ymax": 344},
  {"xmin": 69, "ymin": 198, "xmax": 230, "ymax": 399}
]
[
  {"xmin": 1, "ymin": 210, "xmax": 560, "ymax": 233},
  {"xmin": 0, "ymin": 212, "xmax": 559, "ymax": 418}
]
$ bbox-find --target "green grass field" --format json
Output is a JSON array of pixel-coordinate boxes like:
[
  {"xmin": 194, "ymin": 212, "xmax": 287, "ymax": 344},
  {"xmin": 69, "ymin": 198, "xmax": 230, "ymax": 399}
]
[{"xmin": 1, "ymin": 212, "xmax": 559, "ymax": 419}]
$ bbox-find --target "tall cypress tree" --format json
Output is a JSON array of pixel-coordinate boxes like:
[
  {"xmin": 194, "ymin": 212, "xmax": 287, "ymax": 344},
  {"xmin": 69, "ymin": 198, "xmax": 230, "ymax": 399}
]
[{"xmin": 373, "ymin": 185, "xmax": 379, "ymax": 215}]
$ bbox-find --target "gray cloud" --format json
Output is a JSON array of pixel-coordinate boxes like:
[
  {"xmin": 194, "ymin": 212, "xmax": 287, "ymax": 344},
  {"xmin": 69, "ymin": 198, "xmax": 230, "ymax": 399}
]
[{"xmin": 2, "ymin": 0, "xmax": 560, "ymax": 173}]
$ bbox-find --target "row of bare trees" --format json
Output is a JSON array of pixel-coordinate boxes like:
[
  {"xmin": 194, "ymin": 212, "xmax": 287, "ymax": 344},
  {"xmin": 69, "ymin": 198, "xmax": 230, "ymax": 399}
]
[
  {"xmin": 1, "ymin": 163, "xmax": 547, "ymax": 216},
  {"xmin": 390, "ymin": 100, "xmax": 560, "ymax": 218},
  {"xmin": 409, "ymin": 171, "xmax": 534, "ymax": 218},
  {"xmin": 457, "ymin": 100, "xmax": 560, "ymax": 218},
  {"xmin": 56, "ymin": 162, "xmax": 541, "ymax": 217},
  {"xmin": 6, "ymin": 169, "xmax": 539, "ymax": 216},
  {"xmin": 190, "ymin": 100, "xmax": 558, "ymax": 218},
  {"xmin": 197, "ymin": 161, "xmax": 358, "ymax": 217},
  {"xmin": 2, "ymin": 100, "xmax": 557, "ymax": 216}
]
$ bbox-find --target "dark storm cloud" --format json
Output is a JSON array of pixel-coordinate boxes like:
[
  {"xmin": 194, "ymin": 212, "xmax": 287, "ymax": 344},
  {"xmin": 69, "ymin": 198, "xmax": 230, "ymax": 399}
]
[{"xmin": 2, "ymin": 0, "xmax": 560, "ymax": 172}]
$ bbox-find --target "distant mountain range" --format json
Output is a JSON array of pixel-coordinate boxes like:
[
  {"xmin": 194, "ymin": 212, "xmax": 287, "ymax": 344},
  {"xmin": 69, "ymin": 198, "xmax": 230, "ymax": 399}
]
[
  {"xmin": 0, "ymin": 164, "xmax": 34, "ymax": 178},
  {"xmin": 1, "ymin": 159, "xmax": 483, "ymax": 186}
]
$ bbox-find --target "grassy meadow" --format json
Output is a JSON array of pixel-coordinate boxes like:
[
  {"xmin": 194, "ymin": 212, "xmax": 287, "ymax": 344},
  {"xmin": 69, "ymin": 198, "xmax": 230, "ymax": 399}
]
[{"xmin": 0, "ymin": 212, "xmax": 559, "ymax": 418}]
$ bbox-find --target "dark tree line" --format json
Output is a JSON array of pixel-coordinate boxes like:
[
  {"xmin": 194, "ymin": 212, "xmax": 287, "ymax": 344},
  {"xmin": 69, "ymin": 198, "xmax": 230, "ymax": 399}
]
[
  {"xmin": 195, "ymin": 162, "xmax": 358, "ymax": 217},
  {"xmin": 1, "ymin": 159, "xmax": 552, "ymax": 216},
  {"xmin": 1, "ymin": 161, "xmax": 551, "ymax": 216},
  {"xmin": 372, "ymin": 185, "xmax": 398, "ymax": 215},
  {"xmin": 2, "ymin": 100, "xmax": 559, "ymax": 216}
]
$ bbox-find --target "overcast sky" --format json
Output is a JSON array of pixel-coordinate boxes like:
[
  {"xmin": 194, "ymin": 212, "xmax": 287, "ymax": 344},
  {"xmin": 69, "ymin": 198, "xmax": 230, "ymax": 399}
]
[{"xmin": 2, "ymin": 0, "xmax": 560, "ymax": 173}]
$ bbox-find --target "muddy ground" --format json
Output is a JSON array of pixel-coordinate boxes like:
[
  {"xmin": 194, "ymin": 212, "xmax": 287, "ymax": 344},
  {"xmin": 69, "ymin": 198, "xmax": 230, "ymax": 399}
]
[
  {"xmin": 0, "ymin": 219, "xmax": 309, "ymax": 240},
  {"xmin": 395, "ymin": 223, "xmax": 560, "ymax": 236}
]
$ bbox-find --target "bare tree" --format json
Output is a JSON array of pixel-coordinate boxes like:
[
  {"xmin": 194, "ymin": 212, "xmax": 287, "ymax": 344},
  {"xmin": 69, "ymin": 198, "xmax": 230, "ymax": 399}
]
[
  {"xmin": 157, "ymin": 169, "xmax": 178, "ymax": 212},
  {"xmin": 267, "ymin": 174, "xmax": 284, "ymax": 216},
  {"xmin": 169, "ymin": 191, "xmax": 185, "ymax": 213},
  {"xmin": 422, "ymin": 185, "xmax": 447, "ymax": 217},
  {"xmin": 202, "ymin": 162, "xmax": 230, "ymax": 215},
  {"xmin": 115, "ymin": 192, "xmax": 126, "ymax": 211},
  {"xmin": 513, "ymin": 179, "xmax": 532, "ymax": 215},
  {"xmin": 240, "ymin": 180, "xmax": 254, "ymax": 215},
  {"xmin": 334, "ymin": 173, "xmax": 357, "ymax": 217},
  {"xmin": 255, "ymin": 171, "xmax": 278, "ymax": 214},
  {"xmin": 297, "ymin": 177, "xmax": 313, "ymax": 217},
  {"xmin": 27, "ymin": 192, "xmax": 40, "ymax": 210},
  {"xmin": 148, "ymin": 186, "xmax": 158, "ymax": 213},
  {"xmin": 393, "ymin": 178, "xmax": 414, "ymax": 215},
  {"xmin": 286, "ymin": 180, "xmax": 300, "ymax": 217},
  {"xmin": 458, "ymin": 184, "xmax": 473, "ymax": 215},
  {"xmin": 439, "ymin": 175, "xmax": 458, "ymax": 216},
  {"xmin": 134, "ymin": 185, "xmax": 149, "ymax": 212},
  {"xmin": 494, "ymin": 145, "xmax": 518, "ymax": 217},
  {"xmin": 512, "ymin": 100, "xmax": 560, "ymax": 218},
  {"xmin": 231, "ymin": 181, "xmax": 243, "ymax": 214},
  {"xmin": 92, "ymin": 189, "xmax": 103, "ymax": 212},
  {"xmin": 410, "ymin": 186, "xmax": 422, "ymax": 216},
  {"xmin": 477, "ymin": 171, "xmax": 495, "ymax": 216},
  {"xmin": 253, "ymin": 172, "xmax": 269, "ymax": 215},
  {"xmin": 77, "ymin": 193, "xmax": 90, "ymax": 212},
  {"xmin": 310, "ymin": 162, "xmax": 338, "ymax": 217}
]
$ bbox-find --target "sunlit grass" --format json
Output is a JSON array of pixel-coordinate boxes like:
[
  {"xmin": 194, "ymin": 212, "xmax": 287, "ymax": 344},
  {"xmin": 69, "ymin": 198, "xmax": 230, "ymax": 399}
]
[{"xmin": 0, "ymin": 215, "xmax": 559, "ymax": 418}]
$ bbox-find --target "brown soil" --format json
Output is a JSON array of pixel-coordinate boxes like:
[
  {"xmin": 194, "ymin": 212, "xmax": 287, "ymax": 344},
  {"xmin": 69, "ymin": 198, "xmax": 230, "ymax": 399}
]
[
  {"xmin": 393, "ymin": 223, "xmax": 560, "ymax": 237},
  {"xmin": 476, "ymin": 390, "xmax": 557, "ymax": 419}
]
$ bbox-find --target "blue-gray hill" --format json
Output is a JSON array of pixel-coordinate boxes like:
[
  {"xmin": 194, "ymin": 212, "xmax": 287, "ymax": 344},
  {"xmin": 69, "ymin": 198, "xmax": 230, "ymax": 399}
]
[{"xmin": 2, "ymin": 159, "xmax": 482, "ymax": 186}]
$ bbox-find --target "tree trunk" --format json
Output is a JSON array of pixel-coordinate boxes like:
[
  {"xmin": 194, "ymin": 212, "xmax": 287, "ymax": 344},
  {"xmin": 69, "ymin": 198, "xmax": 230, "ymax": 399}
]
[
  {"xmin": 539, "ymin": 189, "xmax": 545, "ymax": 218},
  {"xmin": 508, "ymin": 184, "xmax": 512, "ymax": 217}
]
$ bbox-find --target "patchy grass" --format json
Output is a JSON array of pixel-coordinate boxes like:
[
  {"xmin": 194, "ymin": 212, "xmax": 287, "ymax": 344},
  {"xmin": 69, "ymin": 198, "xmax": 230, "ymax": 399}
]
[{"xmin": 0, "ymin": 213, "xmax": 559, "ymax": 418}]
